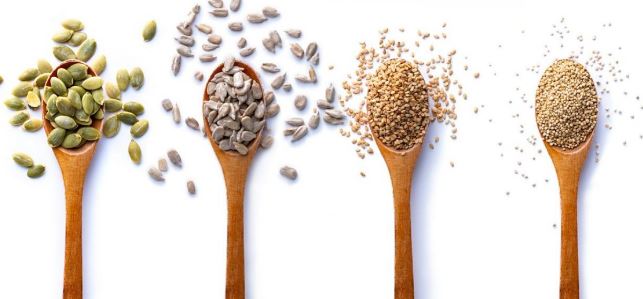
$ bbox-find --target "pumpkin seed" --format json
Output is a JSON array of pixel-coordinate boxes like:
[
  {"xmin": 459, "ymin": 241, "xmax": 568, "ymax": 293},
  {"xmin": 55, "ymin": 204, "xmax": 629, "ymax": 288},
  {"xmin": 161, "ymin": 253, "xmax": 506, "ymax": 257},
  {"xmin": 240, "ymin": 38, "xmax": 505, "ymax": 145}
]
[
  {"xmin": 92, "ymin": 55, "xmax": 106, "ymax": 75},
  {"xmin": 284, "ymin": 29, "xmax": 302, "ymax": 38},
  {"xmin": 37, "ymin": 59, "xmax": 53, "ymax": 74},
  {"xmin": 34, "ymin": 73, "xmax": 49, "ymax": 88},
  {"xmin": 187, "ymin": 180, "xmax": 196, "ymax": 194},
  {"xmin": 129, "ymin": 67, "xmax": 144, "ymax": 90},
  {"xmin": 78, "ymin": 127, "xmax": 101, "ymax": 141},
  {"xmin": 62, "ymin": 133, "xmax": 82, "ymax": 149},
  {"xmin": 0, "ymin": 74, "xmax": 3, "ymax": 85},
  {"xmin": 13, "ymin": 152, "xmax": 34, "ymax": 168},
  {"xmin": 68, "ymin": 63, "xmax": 88, "ymax": 81},
  {"xmin": 50, "ymin": 77, "xmax": 67, "ymax": 95},
  {"xmin": 104, "ymin": 99, "xmax": 123, "ymax": 112},
  {"xmin": 18, "ymin": 68, "xmax": 39, "ymax": 81},
  {"xmin": 62, "ymin": 19, "xmax": 84, "ymax": 31},
  {"xmin": 4, "ymin": 97, "xmax": 26, "ymax": 110},
  {"xmin": 167, "ymin": 149, "xmax": 182, "ymax": 167},
  {"xmin": 53, "ymin": 45, "xmax": 76, "ymax": 61},
  {"xmin": 9, "ymin": 111, "xmax": 30, "ymax": 126},
  {"xmin": 26, "ymin": 91, "xmax": 41, "ymax": 108},
  {"xmin": 13, "ymin": 82, "xmax": 33, "ymax": 97},
  {"xmin": 148, "ymin": 167, "xmax": 164, "ymax": 181},
  {"xmin": 117, "ymin": 111, "xmax": 138, "ymax": 125},
  {"xmin": 247, "ymin": 13, "xmax": 267, "ymax": 24},
  {"xmin": 262, "ymin": 6, "xmax": 279, "ymax": 18},
  {"xmin": 130, "ymin": 120, "xmax": 149, "ymax": 138},
  {"xmin": 290, "ymin": 43, "xmax": 304, "ymax": 59},
  {"xmin": 53, "ymin": 30, "xmax": 74, "ymax": 43},
  {"xmin": 228, "ymin": 22, "xmax": 243, "ymax": 32},
  {"xmin": 123, "ymin": 101, "xmax": 144, "ymax": 116},
  {"xmin": 54, "ymin": 115, "xmax": 77, "ymax": 129},
  {"xmin": 68, "ymin": 31, "xmax": 88, "ymax": 46},
  {"xmin": 76, "ymin": 38, "xmax": 96, "ymax": 62},
  {"xmin": 142, "ymin": 20, "xmax": 157, "ymax": 42},
  {"xmin": 280, "ymin": 166, "xmax": 297, "ymax": 180},
  {"xmin": 91, "ymin": 89, "xmax": 104, "ymax": 105},
  {"xmin": 105, "ymin": 82, "xmax": 120, "ymax": 99},
  {"xmin": 116, "ymin": 68, "xmax": 130, "ymax": 91},
  {"xmin": 128, "ymin": 139, "xmax": 142, "ymax": 164},
  {"xmin": 47, "ymin": 128, "xmax": 66, "ymax": 147},
  {"xmin": 56, "ymin": 97, "xmax": 75, "ymax": 116},
  {"xmin": 57, "ymin": 68, "xmax": 73, "ymax": 87},
  {"xmin": 102, "ymin": 115, "xmax": 120, "ymax": 138},
  {"xmin": 81, "ymin": 76, "xmax": 103, "ymax": 90},
  {"xmin": 172, "ymin": 55, "xmax": 181, "ymax": 76},
  {"xmin": 27, "ymin": 164, "xmax": 46, "ymax": 178}
]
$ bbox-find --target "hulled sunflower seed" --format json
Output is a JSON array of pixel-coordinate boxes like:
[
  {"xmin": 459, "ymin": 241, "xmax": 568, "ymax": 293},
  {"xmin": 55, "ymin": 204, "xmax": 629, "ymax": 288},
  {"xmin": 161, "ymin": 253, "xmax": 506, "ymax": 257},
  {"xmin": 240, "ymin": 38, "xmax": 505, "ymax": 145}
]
[
  {"xmin": 200, "ymin": 54, "xmax": 216, "ymax": 62},
  {"xmin": 202, "ymin": 43, "xmax": 219, "ymax": 52},
  {"xmin": 260, "ymin": 135, "xmax": 273, "ymax": 148},
  {"xmin": 290, "ymin": 43, "xmax": 304, "ymax": 59},
  {"xmin": 177, "ymin": 46, "xmax": 194, "ymax": 57},
  {"xmin": 271, "ymin": 73, "xmax": 286, "ymax": 89},
  {"xmin": 194, "ymin": 71, "xmax": 204, "ymax": 81},
  {"xmin": 173, "ymin": 102, "xmax": 181, "ymax": 124},
  {"xmin": 230, "ymin": 0, "xmax": 241, "ymax": 11},
  {"xmin": 294, "ymin": 95, "xmax": 307, "ymax": 110},
  {"xmin": 291, "ymin": 125, "xmax": 308, "ymax": 142},
  {"xmin": 316, "ymin": 99, "xmax": 333, "ymax": 109},
  {"xmin": 175, "ymin": 35, "xmax": 195, "ymax": 47},
  {"xmin": 239, "ymin": 47, "xmax": 255, "ymax": 57},
  {"xmin": 209, "ymin": 0, "xmax": 223, "ymax": 8},
  {"xmin": 261, "ymin": 63, "xmax": 280, "ymax": 73},
  {"xmin": 162, "ymin": 99, "xmax": 173, "ymax": 111},
  {"xmin": 323, "ymin": 113, "xmax": 344, "ymax": 125},
  {"xmin": 269, "ymin": 30, "xmax": 282, "ymax": 47},
  {"xmin": 208, "ymin": 34, "xmax": 223, "ymax": 45},
  {"xmin": 237, "ymin": 37, "xmax": 247, "ymax": 48},
  {"xmin": 262, "ymin": 6, "xmax": 279, "ymax": 18},
  {"xmin": 229, "ymin": 22, "xmax": 243, "ymax": 32},
  {"xmin": 325, "ymin": 108, "xmax": 344, "ymax": 119},
  {"xmin": 286, "ymin": 117, "xmax": 305, "ymax": 126},
  {"xmin": 325, "ymin": 83, "xmax": 335, "ymax": 102},
  {"xmin": 148, "ymin": 167, "xmax": 165, "ymax": 181},
  {"xmin": 280, "ymin": 166, "xmax": 297, "ymax": 180},
  {"xmin": 309, "ymin": 66, "xmax": 317, "ymax": 82},
  {"xmin": 308, "ymin": 108, "xmax": 320, "ymax": 129},
  {"xmin": 284, "ymin": 29, "xmax": 302, "ymax": 38},
  {"xmin": 187, "ymin": 180, "xmax": 196, "ymax": 194},
  {"xmin": 310, "ymin": 52, "xmax": 319, "ymax": 65},
  {"xmin": 264, "ymin": 91, "xmax": 275, "ymax": 105},
  {"xmin": 210, "ymin": 8, "xmax": 229, "ymax": 17},
  {"xmin": 247, "ymin": 13, "xmax": 267, "ymax": 24},
  {"xmin": 158, "ymin": 158, "xmax": 168, "ymax": 172},
  {"xmin": 266, "ymin": 103, "xmax": 280, "ymax": 118},
  {"xmin": 196, "ymin": 23, "xmax": 212, "ymax": 34},
  {"xmin": 305, "ymin": 42, "xmax": 318, "ymax": 60},
  {"xmin": 176, "ymin": 24, "xmax": 192, "ymax": 36},
  {"xmin": 186, "ymin": 117, "xmax": 200, "ymax": 130},
  {"xmin": 262, "ymin": 38, "xmax": 275, "ymax": 53},
  {"xmin": 172, "ymin": 54, "xmax": 182, "ymax": 75},
  {"xmin": 143, "ymin": 20, "xmax": 157, "ymax": 42},
  {"xmin": 167, "ymin": 149, "xmax": 182, "ymax": 167}
]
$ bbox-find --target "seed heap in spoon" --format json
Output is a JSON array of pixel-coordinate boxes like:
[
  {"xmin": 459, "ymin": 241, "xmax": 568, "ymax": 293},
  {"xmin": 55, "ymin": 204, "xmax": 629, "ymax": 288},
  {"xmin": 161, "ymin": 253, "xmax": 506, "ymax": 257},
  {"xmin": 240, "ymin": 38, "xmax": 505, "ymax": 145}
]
[
  {"xmin": 366, "ymin": 58, "xmax": 429, "ymax": 151},
  {"xmin": 535, "ymin": 59, "xmax": 598, "ymax": 150}
]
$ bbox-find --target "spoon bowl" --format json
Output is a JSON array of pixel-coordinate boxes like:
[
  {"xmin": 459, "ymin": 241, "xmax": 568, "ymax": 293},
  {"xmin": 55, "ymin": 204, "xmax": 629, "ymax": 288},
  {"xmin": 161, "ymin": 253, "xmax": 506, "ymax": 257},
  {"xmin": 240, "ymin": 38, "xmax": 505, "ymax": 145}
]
[
  {"xmin": 202, "ymin": 59, "xmax": 263, "ymax": 299},
  {"xmin": 42, "ymin": 59, "xmax": 102, "ymax": 299}
]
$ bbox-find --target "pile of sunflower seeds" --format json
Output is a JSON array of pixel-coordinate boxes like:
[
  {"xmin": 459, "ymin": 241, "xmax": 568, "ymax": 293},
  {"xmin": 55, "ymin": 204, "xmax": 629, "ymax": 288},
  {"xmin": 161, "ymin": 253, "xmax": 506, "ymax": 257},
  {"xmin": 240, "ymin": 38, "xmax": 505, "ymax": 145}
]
[{"xmin": 204, "ymin": 57, "xmax": 268, "ymax": 154}]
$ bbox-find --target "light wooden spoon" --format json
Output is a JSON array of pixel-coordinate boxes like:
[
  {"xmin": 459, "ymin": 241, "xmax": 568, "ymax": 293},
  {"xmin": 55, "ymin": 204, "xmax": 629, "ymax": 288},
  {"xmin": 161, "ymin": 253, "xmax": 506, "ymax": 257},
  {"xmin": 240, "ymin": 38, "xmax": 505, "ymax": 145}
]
[
  {"xmin": 367, "ymin": 70, "xmax": 429, "ymax": 299},
  {"xmin": 202, "ymin": 60, "xmax": 263, "ymax": 299},
  {"xmin": 42, "ymin": 59, "xmax": 102, "ymax": 299}
]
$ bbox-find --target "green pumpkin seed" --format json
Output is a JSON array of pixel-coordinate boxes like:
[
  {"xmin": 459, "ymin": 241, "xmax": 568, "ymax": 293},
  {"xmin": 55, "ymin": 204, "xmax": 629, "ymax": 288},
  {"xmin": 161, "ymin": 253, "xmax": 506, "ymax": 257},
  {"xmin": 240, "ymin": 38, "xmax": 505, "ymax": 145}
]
[
  {"xmin": 128, "ymin": 139, "xmax": 142, "ymax": 164},
  {"xmin": 68, "ymin": 31, "xmax": 87, "ymax": 47},
  {"xmin": 37, "ymin": 59, "xmax": 53, "ymax": 74},
  {"xmin": 12, "ymin": 82, "xmax": 33, "ymax": 97},
  {"xmin": 75, "ymin": 109, "xmax": 91, "ymax": 123},
  {"xmin": 54, "ymin": 115, "xmax": 77, "ymax": 129},
  {"xmin": 43, "ymin": 86, "xmax": 54, "ymax": 99},
  {"xmin": 117, "ymin": 111, "xmax": 138, "ymax": 125},
  {"xmin": 62, "ymin": 19, "xmax": 84, "ymax": 31},
  {"xmin": 81, "ymin": 76, "xmax": 102, "ymax": 90},
  {"xmin": 57, "ymin": 69, "xmax": 74, "ymax": 87},
  {"xmin": 47, "ymin": 128, "xmax": 66, "ymax": 147},
  {"xmin": 0, "ymin": 75, "xmax": 3, "ymax": 85},
  {"xmin": 12, "ymin": 152, "xmax": 34, "ymax": 168},
  {"xmin": 18, "ymin": 68, "xmax": 40, "ymax": 81},
  {"xmin": 26, "ymin": 91, "xmax": 41, "ymax": 108},
  {"xmin": 56, "ymin": 97, "xmax": 75, "ymax": 116},
  {"xmin": 9, "ymin": 111, "xmax": 30, "ymax": 126},
  {"xmin": 78, "ymin": 127, "xmax": 101, "ymax": 141},
  {"xmin": 130, "ymin": 120, "xmax": 149, "ymax": 138},
  {"xmin": 50, "ymin": 77, "xmax": 67, "ymax": 96},
  {"xmin": 91, "ymin": 89, "xmax": 104, "ymax": 105},
  {"xmin": 53, "ymin": 45, "xmax": 76, "ymax": 61},
  {"xmin": 129, "ymin": 67, "xmax": 144, "ymax": 90},
  {"xmin": 92, "ymin": 55, "xmax": 106, "ymax": 75},
  {"xmin": 76, "ymin": 38, "xmax": 96, "ymax": 62},
  {"xmin": 23, "ymin": 119, "xmax": 43, "ymax": 132},
  {"xmin": 82, "ymin": 93, "xmax": 95, "ymax": 115},
  {"xmin": 123, "ymin": 101, "xmax": 144, "ymax": 115},
  {"xmin": 52, "ymin": 30, "xmax": 74, "ymax": 43},
  {"xmin": 3, "ymin": 97, "xmax": 26, "ymax": 110},
  {"xmin": 46, "ymin": 94, "xmax": 58, "ymax": 114},
  {"xmin": 116, "ymin": 68, "xmax": 130, "ymax": 91},
  {"xmin": 68, "ymin": 63, "xmax": 88, "ymax": 81},
  {"xmin": 27, "ymin": 164, "xmax": 46, "ymax": 178},
  {"xmin": 103, "ymin": 115, "xmax": 120, "ymax": 138},
  {"xmin": 69, "ymin": 86, "xmax": 86, "ymax": 97},
  {"xmin": 62, "ymin": 133, "xmax": 83, "ymax": 149},
  {"xmin": 142, "ymin": 20, "xmax": 157, "ymax": 42},
  {"xmin": 105, "ymin": 82, "xmax": 120, "ymax": 99},
  {"xmin": 104, "ymin": 98, "xmax": 123, "ymax": 112},
  {"xmin": 94, "ymin": 109, "xmax": 104, "ymax": 120},
  {"xmin": 67, "ymin": 88, "xmax": 80, "ymax": 107},
  {"xmin": 34, "ymin": 73, "xmax": 50, "ymax": 87}
]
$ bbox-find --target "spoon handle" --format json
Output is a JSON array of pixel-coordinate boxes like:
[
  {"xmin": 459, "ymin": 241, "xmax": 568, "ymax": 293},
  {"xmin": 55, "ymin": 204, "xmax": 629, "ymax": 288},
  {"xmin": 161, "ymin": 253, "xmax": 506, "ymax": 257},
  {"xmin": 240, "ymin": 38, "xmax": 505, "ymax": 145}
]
[
  {"xmin": 559, "ymin": 182, "xmax": 579, "ymax": 299},
  {"xmin": 389, "ymin": 170, "xmax": 415, "ymax": 299},
  {"xmin": 224, "ymin": 175, "xmax": 246, "ymax": 299},
  {"xmin": 62, "ymin": 173, "xmax": 85, "ymax": 299}
]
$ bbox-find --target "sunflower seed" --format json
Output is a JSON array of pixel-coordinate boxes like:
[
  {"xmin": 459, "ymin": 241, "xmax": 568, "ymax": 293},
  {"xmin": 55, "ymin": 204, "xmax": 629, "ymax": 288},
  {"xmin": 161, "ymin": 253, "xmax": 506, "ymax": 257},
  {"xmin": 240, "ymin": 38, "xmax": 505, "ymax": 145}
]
[
  {"xmin": 271, "ymin": 73, "xmax": 286, "ymax": 89},
  {"xmin": 207, "ymin": 34, "xmax": 222, "ymax": 45},
  {"xmin": 196, "ymin": 23, "xmax": 212, "ymax": 34},
  {"xmin": 175, "ymin": 35, "xmax": 195, "ymax": 47},
  {"xmin": 260, "ymin": 38, "xmax": 274, "ymax": 54},
  {"xmin": 202, "ymin": 43, "xmax": 219, "ymax": 52},
  {"xmin": 148, "ymin": 167, "xmax": 165, "ymax": 181},
  {"xmin": 233, "ymin": 142, "xmax": 248, "ymax": 154},
  {"xmin": 309, "ymin": 66, "xmax": 317, "ymax": 82},
  {"xmin": 247, "ymin": 13, "xmax": 267, "ymax": 24},
  {"xmin": 176, "ymin": 24, "xmax": 193, "ymax": 36},
  {"xmin": 286, "ymin": 117, "xmax": 304, "ymax": 126},
  {"xmin": 223, "ymin": 56, "xmax": 235, "ymax": 72},
  {"xmin": 290, "ymin": 43, "xmax": 304, "ymax": 59},
  {"xmin": 229, "ymin": 22, "xmax": 243, "ymax": 32},
  {"xmin": 261, "ymin": 63, "xmax": 280, "ymax": 73},
  {"xmin": 209, "ymin": 0, "xmax": 223, "ymax": 8},
  {"xmin": 325, "ymin": 83, "xmax": 335, "ymax": 102},
  {"xmin": 294, "ymin": 95, "xmax": 307, "ymax": 110},
  {"xmin": 197, "ymin": 54, "xmax": 215, "ymax": 63},
  {"xmin": 264, "ymin": 91, "xmax": 275, "ymax": 105},
  {"xmin": 158, "ymin": 158, "xmax": 168, "ymax": 172},
  {"xmin": 262, "ymin": 6, "xmax": 279, "ymax": 18},
  {"xmin": 177, "ymin": 46, "xmax": 194, "ymax": 57},
  {"xmin": 12, "ymin": 152, "xmax": 34, "ymax": 168},
  {"xmin": 237, "ymin": 37, "xmax": 247, "ymax": 48},
  {"xmin": 172, "ymin": 102, "xmax": 181, "ymax": 124},
  {"xmin": 187, "ymin": 180, "xmax": 197, "ymax": 194},
  {"xmin": 284, "ymin": 29, "xmax": 302, "ymax": 38},
  {"xmin": 143, "ymin": 20, "xmax": 157, "ymax": 41},
  {"xmin": 260, "ymin": 135, "xmax": 273, "ymax": 148},
  {"xmin": 305, "ymin": 42, "xmax": 318, "ymax": 60},
  {"xmin": 308, "ymin": 108, "xmax": 320, "ymax": 129},
  {"xmin": 186, "ymin": 117, "xmax": 200, "ymax": 130},
  {"xmin": 194, "ymin": 71, "xmax": 204, "ymax": 81},
  {"xmin": 167, "ymin": 149, "xmax": 182, "ymax": 167},
  {"xmin": 172, "ymin": 55, "xmax": 182, "ymax": 75},
  {"xmin": 309, "ymin": 52, "xmax": 320, "ymax": 65},
  {"xmin": 280, "ymin": 166, "xmax": 297, "ymax": 180},
  {"xmin": 211, "ymin": 8, "xmax": 229, "ymax": 17},
  {"xmin": 324, "ymin": 108, "xmax": 344, "ymax": 119},
  {"xmin": 240, "ymin": 47, "xmax": 255, "ymax": 57},
  {"xmin": 230, "ymin": 0, "xmax": 241, "ymax": 11},
  {"xmin": 269, "ymin": 30, "xmax": 282, "ymax": 47},
  {"xmin": 317, "ymin": 99, "xmax": 333, "ymax": 109},
  {"xmin": 266, "ymin": 103, "xmax": 280, "ymax": 118},
  {"xmin": 323, "ymin": 113, "xmax": 344, "ymax": 125},
  {"xmin": 292, "ymin": 126, "xmax": 308, "ymax": 142}
]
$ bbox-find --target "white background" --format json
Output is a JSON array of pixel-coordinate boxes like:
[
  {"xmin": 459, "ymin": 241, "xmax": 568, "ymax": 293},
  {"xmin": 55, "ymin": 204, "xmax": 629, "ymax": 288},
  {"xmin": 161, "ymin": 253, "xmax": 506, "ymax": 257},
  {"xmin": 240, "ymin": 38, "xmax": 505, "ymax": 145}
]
[{"xmin": 1, "ymin": 0, "xmax": 642, "ymax": 298}]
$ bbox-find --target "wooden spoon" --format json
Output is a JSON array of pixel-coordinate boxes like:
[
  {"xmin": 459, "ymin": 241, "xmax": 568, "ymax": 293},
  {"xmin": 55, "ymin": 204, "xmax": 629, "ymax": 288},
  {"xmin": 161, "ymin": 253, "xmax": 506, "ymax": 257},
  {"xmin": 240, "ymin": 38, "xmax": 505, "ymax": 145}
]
[
  {"xmin": 541, "ymin": 135, "xmax": 593, "ymax": 299},
  {"xmin": 367, "ymin": 68, "xmax": 428, "ymax": 299},
  {"xmin": 42, "ymin": 59, "xmax": 102, "ymax": 299},
  {"xmin": 202, "ymin": 60, "xmax": 263, "ymax": 299}
]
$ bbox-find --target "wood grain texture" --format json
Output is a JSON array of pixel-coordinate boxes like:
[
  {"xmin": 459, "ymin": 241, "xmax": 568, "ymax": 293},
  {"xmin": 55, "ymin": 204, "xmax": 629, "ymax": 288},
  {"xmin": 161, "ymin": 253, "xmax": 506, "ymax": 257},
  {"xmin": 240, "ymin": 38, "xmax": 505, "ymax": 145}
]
[
  {"xmin": 374, "ymin": 137, "xmax": 424, "ymax": 299},
  {"xmin": 42, "ymin": 60, "xmax": 102, "ymax": 299},
  {"xmin": 544, "ymin": 135, "xmax": 592, "ymax": 299},
  {"xmin": 202, "ymin": 60, "xmax": 263, "ymax": 299}
]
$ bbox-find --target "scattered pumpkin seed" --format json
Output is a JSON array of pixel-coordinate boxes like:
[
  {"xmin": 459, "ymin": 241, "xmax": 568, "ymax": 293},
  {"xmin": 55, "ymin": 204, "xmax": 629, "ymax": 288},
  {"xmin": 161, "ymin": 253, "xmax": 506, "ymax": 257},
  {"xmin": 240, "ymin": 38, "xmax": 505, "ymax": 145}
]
[
  {"xmin": 130, "ymin": 120, "xmax": 149, "ymax": 138},
  {"xmin": 102, "ymin": 115, "xmax": 120, "ymax": 138},
  {"xmin": 69, "ymin": 31, "xmax": 88, "ymax": 47},
  {"xmin": 26, "ymin": 91, "xmax": 41, "ymax": 108},
  {"xmin": 27, "ymin": 164, "xmax": 46, "ymax": 178},
  {"xmin": 13, "ymin": 82, "xmax": 33, "ymax": 97},
  {"xmin": 105, "ymin": 82, "xmax": 120, "ymax": 99},
  {"xmin": 53, "ymin": 30, "xmax": 74, "ymax": 43},
  {"xmin": 47, "ymin": 128, "xmax": 66, "ymax": 147},
  {"xmin": 76, "ymin": 38, "xmax": 97, "ymax": 62},
  {"xmin": 117, "ymin": 111, "xmax": 138, "ymax": 125},
  {"xmin": 116, "ymin": 68, "xmax": 130, "ymax": 91},
  {"xmin": 142, "ymin": 20, "xmax": 157, "ymax": 42},
  {"xmin": 128, "ymin": 139, "xmax": 142, "ymax": 164},
  {"xmin": 53, "ymin": 45, "xmax": 76, "ymax": 61},
  {"xmin": 9, "ymin": 111, "xmax": 30, "ymax": 126},
  {"xmin": 62, "ymin": 19, "xmax": 84, "ymax": 31},
  {"xmin": 4, "ymin": 97, "xmax": 26, "ymax": 110},
  {"xmin": 12, "ymin": 152, "xmax": 34, "ymax": 168},
  {"xmin": 18, "ymin": 68, "xmax": 39, "ymax": 81},
  {"xmin": 123, "ymin": 101, "xmax": 145, "ymax": 116},
  {"xmin": 104, "ymin": 99, "xmax": 123, "ymax": 113},
  {"xmin": 129, "ymin": 67, "xmax": 144, "ymax": 90},
  {"xmin": 92, "ymin": 55, "xmax": 107, "ymax": 75}
]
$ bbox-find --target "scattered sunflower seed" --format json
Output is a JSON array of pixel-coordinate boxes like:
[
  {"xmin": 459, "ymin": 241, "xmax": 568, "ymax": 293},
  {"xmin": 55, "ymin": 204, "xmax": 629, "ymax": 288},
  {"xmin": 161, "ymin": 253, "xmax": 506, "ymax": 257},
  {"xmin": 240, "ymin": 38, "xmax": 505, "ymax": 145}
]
[
  {"xmin": 286, "ymin": 117, "xmax": 305, "ymax": 126},
  {"xmin": 247, "ymin": 13, "xmax": 267, "ymax": 24},
  {"xmin": 177, "ymin": 45, "xmax": 194, "ymax": 57},
  {"xmin": 279, "ymin": 166, "xmax": 297, "ymax": 180},
  {"xmin": 269, "ymin": 30, "xmax": 282, "ymax": 47},
  {"xmin": 262, "ymin": 38, "xmax": 276, "ymax": 53},
  {"xmin": 260, "ymin": 135, "xmax": 273, "ymax": 148},
  {"xmin": 202, "ymin": 43, "xmax": 220, "ymax": 52},
  {"xmin": 175, "ymin": 35, "xmax": 195, "ymax": 47},
  {"xmin": 195, "ymin": 71, "xmax": 204, "ymax": 81},
  {"xmin": 261, "ymin": 63, "xmax": 280, "ymax": 73},
  {"xmin": 148, "ymin": 167, "xmax": 165, "ymax": 181},
  {"xmin": 167, "ymin": 149, "xmax": 182, "ymax": 167},
  {"xmin": 290, "ymin": 43, "xmax": 304, "ymax": 59},
  {"xmin": 172, "ymin": 54, "xmax": 182, "ymax": 75},
  {"xmin": 210, "ymin": 8, "xmax": 229, "ymax": 17},
  {"xmin": 172, "ymin": 102, "xmax": 181, "ymax": 124},
  {"xmin": 158, "ymin": 158, "xmax": 168, "ymax": 172},
  {"xmin": 237, "ymin": 37, "xmax": 247, "ymax": 48},
  {"xmin": 187, "ymin": 180, "xmax": 196, "ymax": 194},
  {"xmin": 305, "ymin": 42, "xmax": 318, "ymax": 60},
  {"xmin": 271, "ymin": 73, "xmax": 286, "ymax": 89},
  {"xmin": 230, "ymin": 0, "xmax": 241, "ymax": 11},
  {"xmin": 308, "ymin": 108, "xmax": 320, "ymax": 129},
  {"xmin": 196, "ymin": 23, "xmax": 213, "ymax": 34},
  {"xmin": 199, "ymin": 54, "xmax": 217, "ymax": 63},
  {"xmin": 262, "ymin": 6, "xmax": 280, "ymax": 18},
  {"xmin": 291, "ymin": 126, "xmax": 308, "ymax": 142},
  {"xmin": 162, "ymin": 99, "xmax": 173, "ymax": 111},
  {"xmin": 239, "ymin": 47, "xmax": 255, "ymax": 57},
  {"xmin": 186, "ymin": 117, "xmax": 200, "ymax": 130},
  {"xmin": 294, "ymin": 95, "xmax": 307, "ymax": 110},
  {"xmin": 229, "ymin": 22, "xmax": 243, "ymax": 32},
  {"xmin": 284, "ymin": 29, "xmax": 301, "ymax": 38}
]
